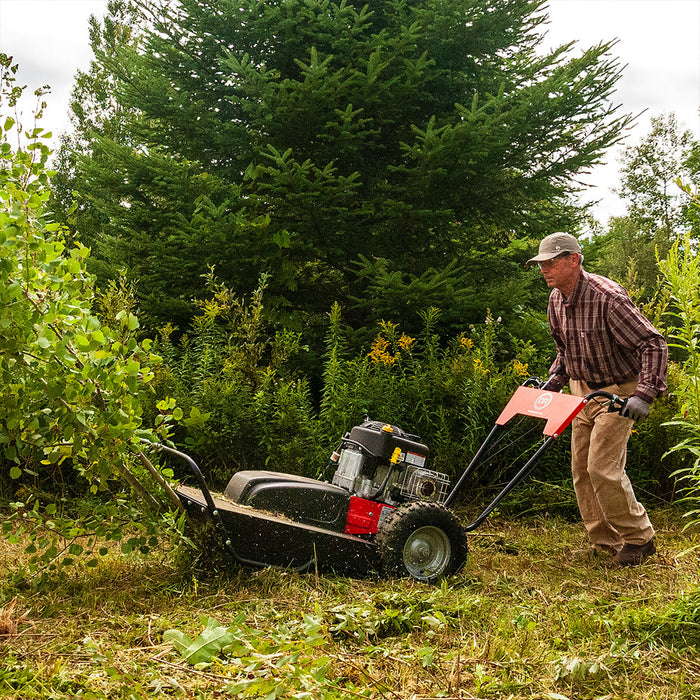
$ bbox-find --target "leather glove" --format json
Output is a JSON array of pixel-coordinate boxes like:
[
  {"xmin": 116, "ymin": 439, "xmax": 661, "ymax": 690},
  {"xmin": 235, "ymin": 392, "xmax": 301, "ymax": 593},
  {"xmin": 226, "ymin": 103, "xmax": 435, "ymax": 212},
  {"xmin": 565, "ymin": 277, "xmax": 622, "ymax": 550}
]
[
  {"xmin": 622, "ymin": 396, "xmax": 651, "ymax": 422},
  {"xmin": 544, "ymin": 374, "xmax": 566, "ymax": 392}
]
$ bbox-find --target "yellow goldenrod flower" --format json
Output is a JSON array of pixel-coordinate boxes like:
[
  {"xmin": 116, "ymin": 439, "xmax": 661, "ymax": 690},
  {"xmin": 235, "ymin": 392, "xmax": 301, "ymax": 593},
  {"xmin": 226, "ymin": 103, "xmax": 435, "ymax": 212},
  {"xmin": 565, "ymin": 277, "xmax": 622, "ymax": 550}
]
[
  {"xmin": 473, "ymin": 358, "xmax": 488, "ymax": 374},
  {"xmin": 398, "ymin": 333, "xmax": 415, "ymax": 350},
  {"xmin": 512, "ymin": 360, "xmax": 529, "ymax": 377},
  {"xmin": 368, "ymin": 334, "xmax": 397, "ymax": 365}
]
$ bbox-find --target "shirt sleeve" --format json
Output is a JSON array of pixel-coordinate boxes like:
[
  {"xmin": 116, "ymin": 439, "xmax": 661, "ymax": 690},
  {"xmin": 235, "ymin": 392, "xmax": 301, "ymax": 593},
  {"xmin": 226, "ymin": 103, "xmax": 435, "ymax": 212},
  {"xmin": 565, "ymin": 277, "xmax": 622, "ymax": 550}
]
[{"xmin": 607, "ymin": 297, "xmax": 668, "ymax": 402}]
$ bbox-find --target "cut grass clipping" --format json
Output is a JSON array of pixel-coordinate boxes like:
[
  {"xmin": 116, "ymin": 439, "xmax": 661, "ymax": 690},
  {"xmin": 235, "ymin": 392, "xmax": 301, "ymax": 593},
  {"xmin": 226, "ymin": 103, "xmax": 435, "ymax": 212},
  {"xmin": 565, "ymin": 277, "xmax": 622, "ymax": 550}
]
[{"xmin": 1, "ymin": 509, "xmax": 699, "ymax": 699}]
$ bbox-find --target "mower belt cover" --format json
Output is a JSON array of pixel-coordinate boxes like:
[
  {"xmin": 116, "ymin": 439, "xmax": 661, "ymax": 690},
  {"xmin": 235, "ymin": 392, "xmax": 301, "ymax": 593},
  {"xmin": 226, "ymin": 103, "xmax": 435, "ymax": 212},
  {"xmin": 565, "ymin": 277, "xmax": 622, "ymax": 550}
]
[{"xmin": 224, "ymin": 471, "xmax": 351, "ymax": 532}]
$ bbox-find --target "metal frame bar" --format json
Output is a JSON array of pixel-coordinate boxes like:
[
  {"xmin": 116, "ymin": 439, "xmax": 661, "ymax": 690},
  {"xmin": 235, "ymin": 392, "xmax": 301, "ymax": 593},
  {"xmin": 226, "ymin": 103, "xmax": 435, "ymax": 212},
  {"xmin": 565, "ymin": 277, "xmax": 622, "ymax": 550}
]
[
  {"xmin": 444, "ymin": 387, "xmax": 626, "ymax": 530},
  {"xmin": 141, "ymin": 440, "xmax": 316, "ymax": 572}
]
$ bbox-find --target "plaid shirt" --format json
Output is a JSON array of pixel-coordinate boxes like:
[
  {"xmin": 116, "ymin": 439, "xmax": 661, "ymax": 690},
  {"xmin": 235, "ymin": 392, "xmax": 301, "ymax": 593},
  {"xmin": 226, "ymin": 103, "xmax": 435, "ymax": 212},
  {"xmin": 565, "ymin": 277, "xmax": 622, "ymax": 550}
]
[{"xmin": 547, "ymin": 270, "xmax": 667, "ymax": 403}]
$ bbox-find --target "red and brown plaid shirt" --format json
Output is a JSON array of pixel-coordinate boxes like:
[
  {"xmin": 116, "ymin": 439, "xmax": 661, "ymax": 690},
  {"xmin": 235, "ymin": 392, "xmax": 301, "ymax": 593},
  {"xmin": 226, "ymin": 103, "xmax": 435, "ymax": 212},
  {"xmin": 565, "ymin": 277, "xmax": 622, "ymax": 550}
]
[{"xmin": 547, "ymin": 270, "xmax": 667, "ymax": 403}]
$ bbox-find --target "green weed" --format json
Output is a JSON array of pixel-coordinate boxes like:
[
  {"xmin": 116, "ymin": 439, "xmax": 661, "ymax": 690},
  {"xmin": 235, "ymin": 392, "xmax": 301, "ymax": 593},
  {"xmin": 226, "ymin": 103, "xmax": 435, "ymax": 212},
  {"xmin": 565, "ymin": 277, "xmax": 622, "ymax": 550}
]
[{"xmin": 1, "ymin": 509, "xmax": 699, "ymax": 699}]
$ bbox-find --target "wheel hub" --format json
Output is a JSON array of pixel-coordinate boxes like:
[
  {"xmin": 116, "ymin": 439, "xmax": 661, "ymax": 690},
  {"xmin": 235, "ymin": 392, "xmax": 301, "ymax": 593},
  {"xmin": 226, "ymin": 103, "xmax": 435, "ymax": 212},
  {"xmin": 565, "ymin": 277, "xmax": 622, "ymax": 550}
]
[{"xmin": 403, "ymin": 525, "xmax": 452, "ymax": 580}]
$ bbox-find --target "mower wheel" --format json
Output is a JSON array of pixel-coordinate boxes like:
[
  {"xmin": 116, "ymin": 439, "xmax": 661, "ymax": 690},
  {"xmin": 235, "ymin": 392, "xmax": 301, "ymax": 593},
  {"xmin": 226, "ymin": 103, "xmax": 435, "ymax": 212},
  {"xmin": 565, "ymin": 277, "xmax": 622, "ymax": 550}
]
[{"xmin": 376, "ymin": 501, "xmax": 468, "ymax": 582}]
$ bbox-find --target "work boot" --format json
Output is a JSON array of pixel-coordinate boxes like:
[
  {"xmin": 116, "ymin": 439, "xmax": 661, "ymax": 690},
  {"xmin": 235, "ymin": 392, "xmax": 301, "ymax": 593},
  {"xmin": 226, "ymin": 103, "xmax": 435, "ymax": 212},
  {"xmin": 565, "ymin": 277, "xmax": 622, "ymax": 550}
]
[{"xmin": 613, "ymin": 538, "xmax": 656, "ymax": 567}]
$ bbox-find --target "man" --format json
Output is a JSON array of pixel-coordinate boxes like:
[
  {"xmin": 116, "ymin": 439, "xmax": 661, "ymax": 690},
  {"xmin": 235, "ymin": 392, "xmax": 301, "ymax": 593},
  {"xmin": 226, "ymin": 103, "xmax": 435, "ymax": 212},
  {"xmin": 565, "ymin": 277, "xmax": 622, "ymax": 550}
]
[{"xmin": 527, "ymin": 232, "xmax": 667, "ymax": 567}]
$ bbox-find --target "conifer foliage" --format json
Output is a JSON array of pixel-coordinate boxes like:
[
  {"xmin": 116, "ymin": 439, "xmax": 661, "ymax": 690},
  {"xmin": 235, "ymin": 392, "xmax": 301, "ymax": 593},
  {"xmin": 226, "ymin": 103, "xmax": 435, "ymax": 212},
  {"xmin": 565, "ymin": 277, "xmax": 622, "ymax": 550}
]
[{"xmin": 57, "ymin": 0, "xmax": 631, "ymax": 330}]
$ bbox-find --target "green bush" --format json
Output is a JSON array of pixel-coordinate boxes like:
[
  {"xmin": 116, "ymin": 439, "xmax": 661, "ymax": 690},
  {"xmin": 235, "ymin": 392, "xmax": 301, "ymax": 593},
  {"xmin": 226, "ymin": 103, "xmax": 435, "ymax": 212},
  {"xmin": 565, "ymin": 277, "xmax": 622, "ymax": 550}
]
[
  {"xmin": 153, "ymin": 280, "xmax": 685, "ymax": 509},
  {"xmin": 150, "ymin": 274, "xmax": 323, "ymax": 488},
  {"xmin": 0, "ymin": 54, "xmax": 179, "ymax": 580}
]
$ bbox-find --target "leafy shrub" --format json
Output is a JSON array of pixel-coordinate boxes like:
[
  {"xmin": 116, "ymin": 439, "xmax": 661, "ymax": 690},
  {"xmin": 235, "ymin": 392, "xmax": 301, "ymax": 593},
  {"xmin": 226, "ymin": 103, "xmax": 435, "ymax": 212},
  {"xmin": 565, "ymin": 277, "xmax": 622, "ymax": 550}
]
[
  {"xmin": 658, "ymin": 229, "xmax": 700, "ymax": 523},
  {"xmin": 151, "ymin": 273, "xmax": 323, "ymax": 487},
  {"xmin": 0, "ymin": 54, "xmax": 176, "ymax": 579}
]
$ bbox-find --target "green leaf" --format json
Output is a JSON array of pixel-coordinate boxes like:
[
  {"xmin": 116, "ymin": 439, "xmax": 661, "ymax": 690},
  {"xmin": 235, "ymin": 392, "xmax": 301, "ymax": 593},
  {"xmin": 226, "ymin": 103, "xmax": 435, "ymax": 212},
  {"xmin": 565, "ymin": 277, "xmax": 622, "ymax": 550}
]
[
  {"xmin": 125, "ymin": 360, "xmax": 140, "ymax": 376},
  {"xmin": 9, "ymin": 466, "xmax": 22, "ymax": 479},
  {"xmin": 121, "ymin": 536, "xmax": 141, "ymax": 554},
  {"xmin": 163, "ymin": 617, "xmax": 237, "ymax": 665},
  {"xmin": 417, "ymin": 645, "xmax": 436, "ymax": 667}
]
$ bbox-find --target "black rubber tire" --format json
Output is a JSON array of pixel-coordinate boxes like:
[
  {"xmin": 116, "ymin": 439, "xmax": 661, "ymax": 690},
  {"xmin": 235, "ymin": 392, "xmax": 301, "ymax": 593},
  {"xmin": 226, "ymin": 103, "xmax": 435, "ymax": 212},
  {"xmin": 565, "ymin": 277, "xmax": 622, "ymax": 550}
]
[{"xmin": 376, "ymin": 501, "xmax": 468, "ymax": 582}]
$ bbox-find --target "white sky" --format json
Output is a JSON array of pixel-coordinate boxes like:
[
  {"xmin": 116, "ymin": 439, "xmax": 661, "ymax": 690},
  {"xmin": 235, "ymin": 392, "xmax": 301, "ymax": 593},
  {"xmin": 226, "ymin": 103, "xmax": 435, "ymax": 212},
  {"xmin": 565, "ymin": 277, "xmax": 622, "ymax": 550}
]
[{"xmin": 1, "ymin": 0, "xmax": 699, "ymax": 222}]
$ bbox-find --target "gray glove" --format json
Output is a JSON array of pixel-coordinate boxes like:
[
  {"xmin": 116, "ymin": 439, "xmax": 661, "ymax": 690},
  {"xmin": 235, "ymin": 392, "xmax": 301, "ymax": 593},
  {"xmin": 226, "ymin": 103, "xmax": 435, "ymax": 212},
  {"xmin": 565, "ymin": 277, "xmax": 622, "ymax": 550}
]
[{"xmin": 622, "ymin": 396, "xmax": 651, "ymax": 422}]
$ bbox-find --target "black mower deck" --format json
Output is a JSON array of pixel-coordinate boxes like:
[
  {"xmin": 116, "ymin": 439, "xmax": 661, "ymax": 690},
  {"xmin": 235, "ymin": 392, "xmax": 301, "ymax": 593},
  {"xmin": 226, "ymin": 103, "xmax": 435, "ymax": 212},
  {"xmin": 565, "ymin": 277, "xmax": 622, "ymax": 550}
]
[{"xmin": 177, "ymin": 484, "xmax": 378, "ymax": 574}]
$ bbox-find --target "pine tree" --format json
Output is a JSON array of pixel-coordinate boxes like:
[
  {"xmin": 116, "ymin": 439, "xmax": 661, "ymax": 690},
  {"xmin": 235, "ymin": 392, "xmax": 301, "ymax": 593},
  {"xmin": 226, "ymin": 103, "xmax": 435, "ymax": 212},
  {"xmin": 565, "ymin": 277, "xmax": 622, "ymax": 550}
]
[{"xmin": 54, "ymin": 0, "xmax": 632, "ymax": 335}]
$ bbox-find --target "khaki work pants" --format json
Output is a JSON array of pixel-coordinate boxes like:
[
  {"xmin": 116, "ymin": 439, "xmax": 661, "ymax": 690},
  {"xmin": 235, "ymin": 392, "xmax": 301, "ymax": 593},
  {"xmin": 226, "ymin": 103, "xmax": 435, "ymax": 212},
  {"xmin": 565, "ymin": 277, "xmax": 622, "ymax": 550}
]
[{"xmin": 569, "ymin": 379, "xmax": 655, "ymax": 550}]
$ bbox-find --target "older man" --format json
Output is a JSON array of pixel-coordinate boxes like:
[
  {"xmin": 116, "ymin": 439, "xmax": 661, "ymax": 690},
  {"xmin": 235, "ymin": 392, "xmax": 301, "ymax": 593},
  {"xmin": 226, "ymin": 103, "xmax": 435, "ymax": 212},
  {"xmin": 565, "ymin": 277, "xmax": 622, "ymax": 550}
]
[{"xmin": 528, "ymin": 232, "xmax": 667, "ymax": 566}]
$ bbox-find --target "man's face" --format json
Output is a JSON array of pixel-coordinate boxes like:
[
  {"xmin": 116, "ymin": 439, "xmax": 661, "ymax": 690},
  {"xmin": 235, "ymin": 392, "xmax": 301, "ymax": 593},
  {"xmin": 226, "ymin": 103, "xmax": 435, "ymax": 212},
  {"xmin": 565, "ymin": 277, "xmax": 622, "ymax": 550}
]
[{"xmin": 538, "ymin": 253, "xmax": 580, "ymax": 292}]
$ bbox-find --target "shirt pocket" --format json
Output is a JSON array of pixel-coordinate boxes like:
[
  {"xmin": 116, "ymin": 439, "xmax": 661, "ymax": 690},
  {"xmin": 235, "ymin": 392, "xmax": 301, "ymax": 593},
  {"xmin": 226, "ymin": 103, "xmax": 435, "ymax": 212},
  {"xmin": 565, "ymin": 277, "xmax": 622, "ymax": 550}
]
[{"xmin": 580, "ymin": 328, "xmax": 614, "ymax": 369}]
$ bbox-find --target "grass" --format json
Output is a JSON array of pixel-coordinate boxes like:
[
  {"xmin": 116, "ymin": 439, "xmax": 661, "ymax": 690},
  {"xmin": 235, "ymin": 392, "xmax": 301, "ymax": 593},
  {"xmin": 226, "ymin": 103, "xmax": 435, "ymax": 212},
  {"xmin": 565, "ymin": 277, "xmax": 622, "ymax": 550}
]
[{"xmin": 1, "ymin": 507, "xmax": 699, "ymax": 700}]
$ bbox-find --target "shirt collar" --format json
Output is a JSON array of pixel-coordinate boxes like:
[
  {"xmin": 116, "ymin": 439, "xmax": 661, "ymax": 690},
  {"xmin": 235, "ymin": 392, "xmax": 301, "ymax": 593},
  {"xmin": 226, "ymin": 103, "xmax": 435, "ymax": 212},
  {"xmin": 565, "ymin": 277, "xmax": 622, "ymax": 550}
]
[{"xmin": 563, "ymin": 268, "xmax": 589, "ymax": 306}]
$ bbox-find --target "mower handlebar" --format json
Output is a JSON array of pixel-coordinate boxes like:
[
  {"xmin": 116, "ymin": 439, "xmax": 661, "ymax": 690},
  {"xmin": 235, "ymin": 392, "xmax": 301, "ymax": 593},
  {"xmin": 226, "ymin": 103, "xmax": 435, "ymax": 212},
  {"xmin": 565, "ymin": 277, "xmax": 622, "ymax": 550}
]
[
  {"xmin": 446, "ymin": 383, "xmax": 629, "ymax": 517},
  {"xmin": 527, "ymin": 377, "xmax": 629, "ymax": 414},
  {"xmin": 584, "ymin": 390, "xmax": 628, "ymax": 415}
]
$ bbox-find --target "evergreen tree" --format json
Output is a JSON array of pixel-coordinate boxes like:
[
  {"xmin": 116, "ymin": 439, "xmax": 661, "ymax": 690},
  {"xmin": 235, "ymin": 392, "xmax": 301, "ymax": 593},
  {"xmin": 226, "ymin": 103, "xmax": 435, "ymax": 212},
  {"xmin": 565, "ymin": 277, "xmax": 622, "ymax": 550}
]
[{"xmin": 53, "ymin": 0, "xmax": 632, "ymax": 337}]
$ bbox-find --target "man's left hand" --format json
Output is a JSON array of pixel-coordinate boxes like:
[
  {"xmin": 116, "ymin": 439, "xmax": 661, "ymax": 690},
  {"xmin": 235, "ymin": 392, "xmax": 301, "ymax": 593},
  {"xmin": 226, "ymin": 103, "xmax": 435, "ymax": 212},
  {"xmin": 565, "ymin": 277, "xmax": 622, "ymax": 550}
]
[
  {"xmin": 544, "ymin": 374, "xmax": 565, "ymax": 392},
  {"xmin": 622, "ymin": 396, "xmax": 651, "ymax": 422}
]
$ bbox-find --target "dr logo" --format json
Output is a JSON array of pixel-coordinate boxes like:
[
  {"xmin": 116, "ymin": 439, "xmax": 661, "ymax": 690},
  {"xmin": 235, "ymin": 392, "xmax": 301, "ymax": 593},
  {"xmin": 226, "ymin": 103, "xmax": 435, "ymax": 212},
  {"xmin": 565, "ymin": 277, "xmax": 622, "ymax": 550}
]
[{"xmin": 534, "ymin": 393, "xmax": 553, "ymax": 411}]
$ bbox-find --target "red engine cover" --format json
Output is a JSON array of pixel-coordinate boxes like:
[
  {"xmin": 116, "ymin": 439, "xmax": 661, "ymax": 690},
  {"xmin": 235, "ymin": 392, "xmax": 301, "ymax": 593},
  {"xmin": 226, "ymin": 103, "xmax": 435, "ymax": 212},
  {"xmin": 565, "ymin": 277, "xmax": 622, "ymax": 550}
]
[{"xmin": 345, "ymin": 496, "xmax": 395, "ymax": 535}]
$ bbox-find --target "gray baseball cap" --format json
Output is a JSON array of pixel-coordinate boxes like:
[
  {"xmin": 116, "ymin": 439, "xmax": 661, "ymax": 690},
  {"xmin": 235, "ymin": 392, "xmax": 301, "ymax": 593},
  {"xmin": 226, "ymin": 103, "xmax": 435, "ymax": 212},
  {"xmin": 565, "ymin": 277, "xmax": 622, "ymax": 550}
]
[{"xmin": 527, "ymin": 232, "xmax": 582, "ymax": 265}]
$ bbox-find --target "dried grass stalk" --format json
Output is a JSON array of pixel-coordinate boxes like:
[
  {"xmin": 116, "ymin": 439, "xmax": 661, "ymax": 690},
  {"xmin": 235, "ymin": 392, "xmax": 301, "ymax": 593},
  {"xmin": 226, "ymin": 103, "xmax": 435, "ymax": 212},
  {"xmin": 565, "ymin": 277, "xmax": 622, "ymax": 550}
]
[{"xmin": 0, "ymin": 598, "xmax": 27, "ymax": 636}]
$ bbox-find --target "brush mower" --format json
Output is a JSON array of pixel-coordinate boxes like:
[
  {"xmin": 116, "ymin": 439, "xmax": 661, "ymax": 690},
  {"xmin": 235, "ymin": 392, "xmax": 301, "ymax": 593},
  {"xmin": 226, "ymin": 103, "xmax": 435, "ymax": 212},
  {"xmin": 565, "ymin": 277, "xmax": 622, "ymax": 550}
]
[{"xmin": 152, "ymin": 380, "xmax": 628, "ymax": 582}]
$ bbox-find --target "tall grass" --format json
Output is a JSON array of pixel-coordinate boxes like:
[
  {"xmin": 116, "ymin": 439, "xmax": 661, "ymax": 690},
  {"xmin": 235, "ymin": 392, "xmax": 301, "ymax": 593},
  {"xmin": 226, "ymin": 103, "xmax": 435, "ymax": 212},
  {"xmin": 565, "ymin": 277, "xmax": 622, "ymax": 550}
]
[
  {"xmin": 149, "ymin": 279, "xmax": 684, "ymax": 502},
  {"xmin": 659, "ymin": 232, "xmax": 700, "ymax": 527}
]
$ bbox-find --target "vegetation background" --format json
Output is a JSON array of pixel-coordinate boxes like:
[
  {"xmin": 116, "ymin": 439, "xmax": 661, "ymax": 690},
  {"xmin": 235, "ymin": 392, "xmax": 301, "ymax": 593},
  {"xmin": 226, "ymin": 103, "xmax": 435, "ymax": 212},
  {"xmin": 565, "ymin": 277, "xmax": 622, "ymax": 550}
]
[{"xmin": 1, "ymin": 0, "xmax": 700, "ymax": 697}]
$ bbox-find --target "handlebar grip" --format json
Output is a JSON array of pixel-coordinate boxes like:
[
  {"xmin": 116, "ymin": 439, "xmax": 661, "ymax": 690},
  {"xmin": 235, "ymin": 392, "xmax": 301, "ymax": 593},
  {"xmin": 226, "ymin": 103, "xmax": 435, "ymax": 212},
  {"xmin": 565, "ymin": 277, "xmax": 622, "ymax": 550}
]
[{"xmin": 584, "ymin": 391, "xmax": 628, "ymax": 414}]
